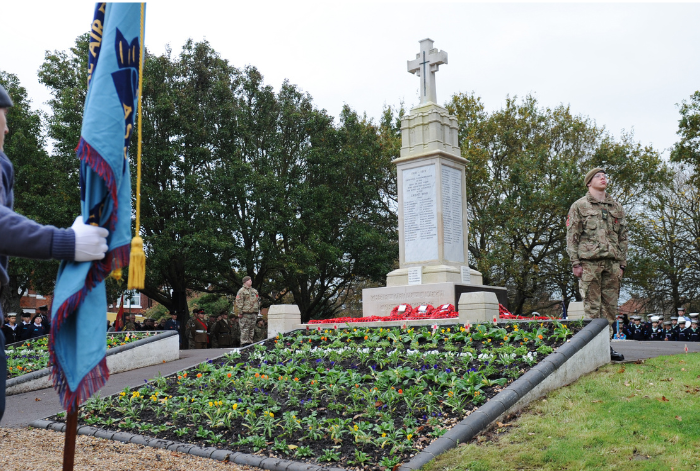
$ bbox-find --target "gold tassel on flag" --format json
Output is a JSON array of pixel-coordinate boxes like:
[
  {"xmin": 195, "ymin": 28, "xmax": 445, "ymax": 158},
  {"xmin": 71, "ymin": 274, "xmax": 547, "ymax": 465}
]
[{"xmin": 128, "ymin": 3, "xmax": 146, "ymax": 290}]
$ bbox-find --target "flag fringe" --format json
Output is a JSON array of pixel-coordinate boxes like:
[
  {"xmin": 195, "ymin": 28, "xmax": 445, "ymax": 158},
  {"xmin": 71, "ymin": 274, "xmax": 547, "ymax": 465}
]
[
  {"xmin": 76, "ymin": 138, "xmax": 119, "ymax": 232},
  {"xmin": 50, "ymin": 356, "xmax": 109, "ymax": 412}
]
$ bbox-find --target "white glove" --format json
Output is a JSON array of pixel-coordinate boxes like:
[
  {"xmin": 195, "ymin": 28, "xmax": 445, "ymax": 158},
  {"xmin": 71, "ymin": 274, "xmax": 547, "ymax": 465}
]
[{"xmin": 71, "ymin": 216, "xmax": 109, "ymax": 262}]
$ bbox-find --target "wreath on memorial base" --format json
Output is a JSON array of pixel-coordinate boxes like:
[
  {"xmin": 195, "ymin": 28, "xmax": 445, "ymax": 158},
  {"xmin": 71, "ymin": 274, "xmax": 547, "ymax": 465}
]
[{"xmin": 389, "ymin": 303, "xmax": 414, "ymax": 317}]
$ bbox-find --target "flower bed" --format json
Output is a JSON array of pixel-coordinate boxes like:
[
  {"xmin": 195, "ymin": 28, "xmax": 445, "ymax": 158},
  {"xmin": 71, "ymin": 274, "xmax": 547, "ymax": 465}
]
[
  {"xmin": 5, "ymin": 332, "xmax": 156, "ymax": 379},
  {"xmin": 65, "ymin": 321, "xmax": 580, "ymax": 468}
]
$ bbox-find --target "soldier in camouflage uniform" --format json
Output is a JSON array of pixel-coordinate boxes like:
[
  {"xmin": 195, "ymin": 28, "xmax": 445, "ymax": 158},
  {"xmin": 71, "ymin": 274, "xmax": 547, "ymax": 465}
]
[
  {"xmin": 123, "ymin": 313, "xmax": 137, "ymax": 332},
  {"xmin": 566, "ymin": 168, "xmax": 627, "ymax": 361},
  {"xmin": 235, "ymin": 275, "xmax": 260, "ymax": 347}
]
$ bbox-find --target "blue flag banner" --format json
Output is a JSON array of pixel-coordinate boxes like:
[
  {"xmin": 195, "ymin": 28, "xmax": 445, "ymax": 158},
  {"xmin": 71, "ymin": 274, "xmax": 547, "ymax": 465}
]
[{"xmin": 49, "ymin": 2, "xmax": 146, "ymax": 411}]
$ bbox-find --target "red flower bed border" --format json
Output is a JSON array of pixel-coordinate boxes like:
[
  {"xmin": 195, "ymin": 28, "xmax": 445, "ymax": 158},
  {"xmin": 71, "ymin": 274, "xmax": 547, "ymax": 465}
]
[{"xmin": 308, "ymin": 303, "xmax": 554, "ymax": 324}]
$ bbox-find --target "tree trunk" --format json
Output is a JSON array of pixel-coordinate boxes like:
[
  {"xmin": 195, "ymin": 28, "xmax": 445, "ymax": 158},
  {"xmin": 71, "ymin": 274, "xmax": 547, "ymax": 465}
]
[
  {"xmin": 172, "ymin": 289, "xmax": 189, "ymax": 349},
  {"xmin": 1, "ymin": 275, "xmax": 24, "ymax": 318}
]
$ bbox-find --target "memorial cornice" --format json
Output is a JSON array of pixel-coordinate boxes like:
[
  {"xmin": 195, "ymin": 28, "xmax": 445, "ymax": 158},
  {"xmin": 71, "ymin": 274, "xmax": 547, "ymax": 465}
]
[{"xmin": 392, "ymin": 150, "xmax": 467, "ymax": 166}]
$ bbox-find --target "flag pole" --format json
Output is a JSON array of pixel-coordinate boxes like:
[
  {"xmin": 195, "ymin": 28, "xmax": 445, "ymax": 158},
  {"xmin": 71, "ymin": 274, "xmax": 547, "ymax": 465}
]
[{"xmin": 62, "ymin": 402, "xmax": 78, "ymax": 470}]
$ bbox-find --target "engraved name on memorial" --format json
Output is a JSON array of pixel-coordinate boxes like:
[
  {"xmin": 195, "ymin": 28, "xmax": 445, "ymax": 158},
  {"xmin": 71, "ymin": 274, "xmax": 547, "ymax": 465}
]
[
  {"xmin": 403, "ymin": 164, "xmax": 438, "ymax": 263},
  {"xmin": 441, "ymin": 164, "xmax": 464, "ymax": 263}
]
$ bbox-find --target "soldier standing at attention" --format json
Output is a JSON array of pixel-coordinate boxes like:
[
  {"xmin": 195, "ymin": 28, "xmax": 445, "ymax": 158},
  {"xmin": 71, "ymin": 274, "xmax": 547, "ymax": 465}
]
[
  {"xmin": 235, "ymin": 275, "xmax": 260, "ymax": 347},
  {"xmin": 186, "ymin": 309, "xmax": 209, "ymax": 349},
  {"xmin": 211, "ymin": 310, "xmax": 233, "ymax": 348},
  {"xmin": 566, "ymin": 168, "xmax": 626, "ymax": 361}
]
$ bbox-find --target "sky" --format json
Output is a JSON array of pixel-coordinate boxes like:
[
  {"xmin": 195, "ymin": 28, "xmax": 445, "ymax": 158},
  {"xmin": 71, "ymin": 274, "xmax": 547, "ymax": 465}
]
[{"xmin": 1, "ymin": 1, "xmax": 698, "ymax": 156}]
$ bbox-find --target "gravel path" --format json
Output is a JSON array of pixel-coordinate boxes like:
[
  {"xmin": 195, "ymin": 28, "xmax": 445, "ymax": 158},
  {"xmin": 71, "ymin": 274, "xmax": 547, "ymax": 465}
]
[{"xmin": 0, "ymin": 427, "xmax": 255, "ymax": 471}]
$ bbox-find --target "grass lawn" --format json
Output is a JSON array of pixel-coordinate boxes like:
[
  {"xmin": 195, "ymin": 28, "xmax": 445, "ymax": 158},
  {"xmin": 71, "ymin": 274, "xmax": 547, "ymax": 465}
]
[{"xmin": 424, "ymin": 353, "xmax": 700, "ymax": 471}]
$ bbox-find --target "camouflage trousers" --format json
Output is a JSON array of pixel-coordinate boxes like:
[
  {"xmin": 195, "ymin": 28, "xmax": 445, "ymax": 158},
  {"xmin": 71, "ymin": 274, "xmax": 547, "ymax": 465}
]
[
  {"xmin": 240, "ymin": 313, "xmax": 257, "ymax": 345},
  {"xmin": 579, "ymin": 259, "xmax": 621, "ymax": 326}
]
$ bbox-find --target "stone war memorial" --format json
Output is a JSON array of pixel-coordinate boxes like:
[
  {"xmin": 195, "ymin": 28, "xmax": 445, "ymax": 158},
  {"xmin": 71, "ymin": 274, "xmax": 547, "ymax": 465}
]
[{"xmin": 362, "ymin": 38, "xmax": 507, "ymax": 323}]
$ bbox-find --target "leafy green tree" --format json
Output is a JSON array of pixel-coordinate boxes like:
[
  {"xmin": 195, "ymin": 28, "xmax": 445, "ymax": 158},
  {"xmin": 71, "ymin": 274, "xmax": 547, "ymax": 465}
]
[
  {"xmin": 671, "ymin": 91, "xmax": 700, "ymax": 180},
  {"xmin": 448, "ymin": 92, "xmax": 667, "ymax": 314}
]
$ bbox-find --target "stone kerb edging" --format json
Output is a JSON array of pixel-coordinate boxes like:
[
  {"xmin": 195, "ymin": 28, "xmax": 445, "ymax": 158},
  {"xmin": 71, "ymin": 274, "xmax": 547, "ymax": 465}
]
[
  {"xmin": 29, "ymin": 419, "xmax": 348, "ymax": 471},
  {"xmin": 6, "ymin": 331, "xmax": 179, "ymax": 396},
  {"xmin": 397, "ymin": 318, "xmax": 610, "ymax": 470}
]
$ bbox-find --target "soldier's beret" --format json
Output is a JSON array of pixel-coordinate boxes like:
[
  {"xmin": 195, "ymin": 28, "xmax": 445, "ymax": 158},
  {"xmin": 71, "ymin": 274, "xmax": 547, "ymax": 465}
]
[
  {"xmin": 242, "ymin": 275, "xmax": 252, "ymax": 283},
  {"xmin": 584, "ymin": 168, "xmax": 605, "ymax": 187},
  {"xmin": 0, "ymin": 84, "xmax": 13, "ymax": 108}
]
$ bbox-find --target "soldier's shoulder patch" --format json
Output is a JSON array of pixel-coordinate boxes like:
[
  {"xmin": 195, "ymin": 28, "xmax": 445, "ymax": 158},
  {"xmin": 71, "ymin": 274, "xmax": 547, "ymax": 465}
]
[{"xmin": 566, "ymin": 215, "xmax": 570, "ymax": 227}]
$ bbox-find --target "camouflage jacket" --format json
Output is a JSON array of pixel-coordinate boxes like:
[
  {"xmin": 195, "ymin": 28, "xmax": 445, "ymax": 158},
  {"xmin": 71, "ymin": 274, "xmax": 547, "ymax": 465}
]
[
  {"xmin": 566, "ymin": 192, "xmax": 628, "ymax": 267},
  {"xmin": 235, "ymin": 286, "xmax": 260, "ymax": 314}
]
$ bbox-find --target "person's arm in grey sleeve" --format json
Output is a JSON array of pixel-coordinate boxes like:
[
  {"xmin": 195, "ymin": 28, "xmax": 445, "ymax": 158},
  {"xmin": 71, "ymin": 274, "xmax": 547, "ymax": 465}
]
[
  {"xmin": 0, "ymin": 205, "xmax": 74, "ymax": 260},
  {"xmin": 0, "ymin": 209, "xmax": 108, "ymax": 262}
]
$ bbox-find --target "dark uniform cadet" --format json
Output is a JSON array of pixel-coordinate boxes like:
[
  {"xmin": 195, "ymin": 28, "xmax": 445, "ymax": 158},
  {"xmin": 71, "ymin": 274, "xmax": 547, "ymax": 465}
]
[
  {"xmin": 662, "ymin": 321, "xmax": 676, "ymax": 341},
  {"xmin": 186, "ymin": 309, "xmax": 209, "ymax": 349},
  {"xmin": 18, "ymin": 312, "xmax": 33, "ymax": 341},
  {"xmin": 235, "ymin": 275, "xmax": 260, "ymax": 347},
  {"xmin": 612, "ymin": 314, "xmax": 627, "ymax": 339},
  {"xmin": 163, "ymin": 311, "xmax": 180, "ymax": 332},
  {"xmin": 566, "ymin": 168, "xmax": 627, "ymax": 360},
  {"xmin": 26, "ymin": 315, "xmax": 48, "ymax": 339},
  {"xmin": 626, "ymin": 316, "xmax": 647, "ymax": 341},
  {"xmin": 670, "ymin": 316, "xmax": 682, "ymax": 338},
  {"xmin": 1, "ymin": 312, "xmax": 20, "ymax": 344},
  {"xmin": 684, "ymin": 319, "xmax": 700, "ymax": 342},
  {"xmin": 648, "ymin": 317, "xmax": 663, "ymax": 341},
  {"xmin": 210, "ymin": 310, "xmax": 233, "ymax": 348}
]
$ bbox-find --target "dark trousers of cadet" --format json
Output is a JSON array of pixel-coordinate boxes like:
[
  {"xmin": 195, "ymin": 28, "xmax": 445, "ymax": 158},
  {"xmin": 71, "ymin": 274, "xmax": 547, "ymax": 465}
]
[{"xmin": 0, "ymin": 328, "xmax": 6, "ymax": 423}]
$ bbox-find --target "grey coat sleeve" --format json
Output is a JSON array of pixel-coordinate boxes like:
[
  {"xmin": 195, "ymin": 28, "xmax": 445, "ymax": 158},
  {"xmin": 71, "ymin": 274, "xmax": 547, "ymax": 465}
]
[{"xmin": 0, "ymin": 205, "xmax": 75, "ymax": 260}]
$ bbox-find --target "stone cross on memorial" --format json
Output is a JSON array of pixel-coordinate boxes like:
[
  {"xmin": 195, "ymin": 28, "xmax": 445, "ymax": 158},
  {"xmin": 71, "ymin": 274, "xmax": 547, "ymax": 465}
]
[{"xmin": 407, "ymin": 38, "xmax": 448, "ymax": 105}]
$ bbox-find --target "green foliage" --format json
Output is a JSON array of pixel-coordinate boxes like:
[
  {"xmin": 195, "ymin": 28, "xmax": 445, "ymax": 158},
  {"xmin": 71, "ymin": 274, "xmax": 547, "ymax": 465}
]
[
  {"xmin": 448, "ymin": 92, "xmax": 667, "ymax": 314},
  {"xmin": 671, "ymin": 91, "xmax": 700, "ymax": 178}
]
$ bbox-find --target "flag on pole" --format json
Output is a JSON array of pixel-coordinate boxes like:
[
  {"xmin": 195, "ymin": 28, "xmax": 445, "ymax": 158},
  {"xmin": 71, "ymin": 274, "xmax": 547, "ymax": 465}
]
[
  {"xmin": 114, "ymin": 294, "xmax": 125, "ymax": 332},
  {"xmin": 49, "ymin": 2, "xmax": 146, "ymax": 411}
]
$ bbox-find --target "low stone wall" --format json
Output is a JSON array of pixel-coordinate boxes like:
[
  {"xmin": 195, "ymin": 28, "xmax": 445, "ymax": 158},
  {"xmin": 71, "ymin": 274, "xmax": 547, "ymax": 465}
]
[{"xmin": 6, "ymin": 331, "xmax": 179, "ymax": 396}]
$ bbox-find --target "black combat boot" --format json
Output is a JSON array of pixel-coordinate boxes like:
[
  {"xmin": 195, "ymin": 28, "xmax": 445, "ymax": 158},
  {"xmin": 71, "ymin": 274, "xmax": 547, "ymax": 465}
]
[{"xmin": 610, "ymin": 346, "xmax": 624, "ymax": 361}]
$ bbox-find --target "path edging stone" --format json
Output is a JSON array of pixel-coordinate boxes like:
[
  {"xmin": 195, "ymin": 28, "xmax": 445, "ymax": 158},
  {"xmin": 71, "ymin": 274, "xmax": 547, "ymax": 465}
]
[{"xmin": 28, "ymin": 418, "xmax": 349, "ymax": 471}]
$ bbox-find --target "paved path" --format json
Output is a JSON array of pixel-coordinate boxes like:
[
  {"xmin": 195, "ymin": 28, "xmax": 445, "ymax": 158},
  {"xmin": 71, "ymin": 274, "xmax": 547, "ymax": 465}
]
[
  {"xmin": 1, "ymin": 347, "xmax": 236, "ymax": 428},
  {"xmin": 612, "ymin": 340, "xmax": 700, "ymax": 362}
]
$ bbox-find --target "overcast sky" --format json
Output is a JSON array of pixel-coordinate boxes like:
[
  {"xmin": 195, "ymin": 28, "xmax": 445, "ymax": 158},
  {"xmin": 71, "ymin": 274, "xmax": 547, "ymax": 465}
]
[{"xmin": 2, "ymin": 1, "xmax": 698, "ymax": 155}]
